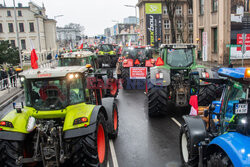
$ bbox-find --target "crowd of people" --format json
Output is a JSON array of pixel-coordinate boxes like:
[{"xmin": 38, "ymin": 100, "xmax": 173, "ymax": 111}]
[{"xmin": 0, "ymin": 66, "xmax": 18, "ymax": 90}]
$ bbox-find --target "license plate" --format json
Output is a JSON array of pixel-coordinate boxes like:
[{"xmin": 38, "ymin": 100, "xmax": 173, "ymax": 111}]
[{"xmin": 235, "ymin": 104, "xmax": 248, "ymax": 114}]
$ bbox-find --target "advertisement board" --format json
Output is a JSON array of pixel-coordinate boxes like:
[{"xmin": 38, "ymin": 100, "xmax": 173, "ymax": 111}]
[
  {"xmin": 118, "ymin": 24, "xmax": 139, "ymax": 34},
  {"xmin": 130, "ymin": 67, "xmax": 147, "ymax": 79}
]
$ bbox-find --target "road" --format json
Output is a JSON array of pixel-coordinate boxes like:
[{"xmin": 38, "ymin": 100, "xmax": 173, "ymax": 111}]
[{"xmin": 0, "ymin": 89, "xmax": 186, "ymax": 167}]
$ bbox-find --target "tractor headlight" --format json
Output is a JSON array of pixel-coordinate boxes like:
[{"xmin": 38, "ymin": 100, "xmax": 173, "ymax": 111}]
[
  {"xmin": 73, "ymin": 117, "xmax": 88, "ymax": 126},
  {"xmin": 20, "ymin": 77, "xmax": 25, "ymax": 82},
  {"xmin": 69, "ymin": 74, "xmax": 74, "ymax": 79},
  {"xmin": 27, "ymin": 117, "xmax": 36, "ymax": 132}
]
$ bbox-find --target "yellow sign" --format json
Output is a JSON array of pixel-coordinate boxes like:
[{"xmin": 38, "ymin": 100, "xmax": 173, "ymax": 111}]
[{"xmin": 145, "ymin": 3, "xmax": 162, "ymax": 14}]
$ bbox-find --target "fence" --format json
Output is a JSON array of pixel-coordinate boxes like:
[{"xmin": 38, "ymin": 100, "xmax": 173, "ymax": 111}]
[{"xmin": 0, "ymin": 74, "xmax": 19, "ymax": 91}]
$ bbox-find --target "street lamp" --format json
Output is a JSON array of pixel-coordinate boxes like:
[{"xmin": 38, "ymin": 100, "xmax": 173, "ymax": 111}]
[
  {"xmin": 54, "ymin": 15, "xmax": 64, "ymax": 19},
  {"xmin": 124, "ymin": 5, "xmax": 137, "ymax": 25}
]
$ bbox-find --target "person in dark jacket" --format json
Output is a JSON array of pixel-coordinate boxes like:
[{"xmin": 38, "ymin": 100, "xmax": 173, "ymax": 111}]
[
  {"xmin": 8, "ymin": 67, "xmax": 16, "ymax": 87},
  {"xmin": 2, "ymin": 69, "xmax": 8, "ymax": 89}
]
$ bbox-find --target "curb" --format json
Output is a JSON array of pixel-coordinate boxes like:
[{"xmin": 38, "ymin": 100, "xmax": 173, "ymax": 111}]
[{"xmin": 0, "ymin": 89, "xmax": 24, "ymax": 110}]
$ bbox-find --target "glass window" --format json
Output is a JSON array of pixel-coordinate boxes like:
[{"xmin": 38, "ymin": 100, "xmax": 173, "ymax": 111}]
[
  {"xmin": 29, "ymin": 22, "xmax": 34, "ymax": 32},
  {"xmin": 21, "ymin": 39, "xmax": 26, "ymax": 50},
  {"xmin": 189, "ymin": 34, "xmax": 193, "ymax": 43},
  {"xmin": 163, "ymin": 6, "xmax": 168, "ymax": 15},
  {"xmin": 19, "ymin": 23, "xmax": 24, "ymax": 32},
  {"xmin": 0, "ymin": 23, "xmax": 2, "ymax": 33},
  {"xmin": 200, "ymin": 0, "xmax": 204, "ymax": 15},
  {"xmin": 166, "ymin": 48, "xmax": 193, "ymax": 67},
  {"xmin": 99, "ymin": 44, "xmax": 114, "ymax": 52},
  {"xmin": 177, "ymin": 34, "xmax": 182, "ymax": 43},
  {"xmin": 212, "ymin": 28, "xmax": 218, "ymax": 53},
  {"xmin": 176, "ymin": 20, "xmax": 183, "ymax": 29},
  {"xmin": 188, "ymin": 7, "xmax": 193, "ymax": 14},
  {"xmin": 69, "ymin": 77, "xmax": 85, "ymax": 104},
  {"xmin": 165, "ymin": 34, "xmax": 170, "ymax": 44},
  {"xmin": 10, "ymin": 40, "xmax": 15, "ymax": 47},
  {"xmin": 164, "ymin": 20, "xmax": 170, "ymax": 29},
  {"xmin": 18, "ymin": 10, "xmax": 22, "ymax": 16},
  {"xmin": 176, "ymin": 6, "xmax": 182, "ymax": 15},
  {"xmin": 212, "ymin": 0, "xmax": 218, "ymax": 12},
  {"xmin": 7, "ymin": 10, "xmax": 11, "ymax": 16},
  {"xmin": 8, "ymin": 23, "xmax": 14, "ymax": 32},
  {"xmin": 58, "ymin": 58, "xmax": 87, "ymax": 66},
  {"xmin": 188, "ymin": 20, "xmax": 193, "ymax": 29}
]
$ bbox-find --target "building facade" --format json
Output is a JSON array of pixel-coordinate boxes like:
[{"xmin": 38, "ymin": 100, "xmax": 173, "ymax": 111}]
[
  {"xmin": 137, "ymin": 0, "xmax": 193, "ymax": 46},
  {"xmin": 0, "ymin": 2, "xmax": 57, "ymax": 65},
  {"xmin": 123, "ymin": 16, "xmax": 139, "ymax": 24},
  {"xmin": 56, "ymin": 27, "xmax": 81, "ymax": 49}
]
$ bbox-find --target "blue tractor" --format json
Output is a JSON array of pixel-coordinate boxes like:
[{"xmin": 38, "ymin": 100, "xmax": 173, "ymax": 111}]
[{"xmin": 179, "ymin": 67, "xmax": 250, "ymax": 167}]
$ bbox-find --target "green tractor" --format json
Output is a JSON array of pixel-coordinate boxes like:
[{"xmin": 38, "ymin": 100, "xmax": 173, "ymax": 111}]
[
  {"xmin": 0, "ymin": 65, "xmax": 119, "ymax": 167},
  {"xmin": 147, "ymin": 44, "xmax": 219, "ymax": 117},
  {"xmin": 96, "ymin": 44, "xmax": 118, "ymax": 68}
]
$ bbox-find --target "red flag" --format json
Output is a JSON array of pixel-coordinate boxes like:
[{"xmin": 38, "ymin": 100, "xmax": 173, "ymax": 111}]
[
  {"xmin": 80, "ymin": 43, "xmax": 83, "ymax": 49},
  {"xmin": 189, "ymin": 95, "xmax": 198, "ymax": 116},
  {"xmin": 31, "ymin": 49, "xmax": 38, "ymax": 69}
]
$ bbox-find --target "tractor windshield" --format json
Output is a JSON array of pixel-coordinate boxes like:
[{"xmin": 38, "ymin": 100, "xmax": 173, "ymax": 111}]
[
  {"xmin": 166, "ymin": 48, "xmax": 193, "ymax": 67},
  {"xmin": 58, "ymin": 58, "xmax": 87, "ymax": 66},
  {"xmin": 25, "ymin": 76, "xmax": 85, "ymax": 110},
  {"xmin": 99, "ymin": 45, "xmax": 114, "ymax": 52},
  {"xmin": 122, "ymin": 47, "xmax": 152, "ymax": 60}
]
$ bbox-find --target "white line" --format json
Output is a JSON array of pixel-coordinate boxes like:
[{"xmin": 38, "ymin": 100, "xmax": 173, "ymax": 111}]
[
  {"xmin": 107, "ymin": 161, "xmax": 109, "ymax": 167},
  {"xmin": 109, "ymin": 140, "xmax": 119, "ymax": 167},
  {"xmin": 171, "ymin": 117, "xmax": 181, "ymax": 127}
]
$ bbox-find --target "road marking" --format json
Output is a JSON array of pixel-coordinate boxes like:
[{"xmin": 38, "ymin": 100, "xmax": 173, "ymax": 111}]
[
  {"xmin": 107, "ymin": 161, "xmax": 109, "ymax": 167},
  {"xmin": 109, "ymin": 140, "xmax": 119, "ymax": 167},
  {"xmin": 0, "ymin": 90, "xmax": 23, "ymax": 109},
  {"xmin": 171, "ymin": 117, "xmax": 181, "ymax": 127}
]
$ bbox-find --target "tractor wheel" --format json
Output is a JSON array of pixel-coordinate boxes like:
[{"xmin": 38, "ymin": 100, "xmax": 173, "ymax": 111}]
[
  {"xmin": 121, "ymin": 68, "xmax": 129, "ymax": 90},
  {"xmin": 147, "ymin": 85, "xmax": 168, "ymax": 117},
  {"xmin": 198, "ymin": 84, "xmax": 217, "ymax": 106},
  {"xmin": 0, "ymin": 140, "xmax": 23, "ymax": 167},
  {"xmin": 69, "ymin": 113, "xmax": 108, "ymax": 167},
  {"xmin": 108, "ymin": 103, "xmax": 119, "ymax": 139},
  {"xmin": 207, "ymin": 151, "xmax": 233, "ymax": 167},
  {"xmin": 179, "ymin": 124, "xmax": 199, "ymax": 167}
]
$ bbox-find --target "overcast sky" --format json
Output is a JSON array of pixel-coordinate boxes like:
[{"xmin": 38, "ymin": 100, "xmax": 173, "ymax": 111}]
[{"xmin": 5, "ymin": 0, "xmax": 138, "ymax": 36}]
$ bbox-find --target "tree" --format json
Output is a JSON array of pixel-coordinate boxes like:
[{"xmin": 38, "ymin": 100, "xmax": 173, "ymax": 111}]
[
  {"xmin": 0, "ymin": 41, "xmax": 19, "ymax": 65},
  {"xmin": 165, "ymin": 0, "xmax": 178, "ymax": 43}
]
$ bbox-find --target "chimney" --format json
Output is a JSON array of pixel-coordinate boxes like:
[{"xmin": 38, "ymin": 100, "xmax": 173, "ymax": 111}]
[{"xmin": 18, "ymin": 3, "xmax": 22, "ymax": 7}]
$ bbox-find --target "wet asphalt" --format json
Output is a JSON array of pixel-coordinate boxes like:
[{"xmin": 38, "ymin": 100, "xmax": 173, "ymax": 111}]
[{"xmin": 0, "ymin": 81, "xmax": 187, "ymax": 167}]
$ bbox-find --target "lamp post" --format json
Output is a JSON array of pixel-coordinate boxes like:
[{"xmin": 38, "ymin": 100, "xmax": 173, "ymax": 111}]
[
  {"xmin": 13, "ymin": 0, "xmax": 23, "ymax": 68},
  {"xmin": 124, "ymin": 5, "xmax": 137, "ymax": 25}
]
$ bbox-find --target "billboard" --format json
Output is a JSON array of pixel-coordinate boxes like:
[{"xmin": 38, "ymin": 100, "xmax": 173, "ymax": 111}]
[
  {"xmin": 118, "ymin": 24, "xmax": 139, "ymax": 34},
  {"xmin": 145, "ymin": 3, "xmax": 162, "ymax": 46}
]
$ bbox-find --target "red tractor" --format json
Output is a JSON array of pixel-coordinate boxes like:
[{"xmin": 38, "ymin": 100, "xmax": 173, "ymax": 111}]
[{"xmin": 116, "ymin": 46, "xmax": 155, "ymax": 89}]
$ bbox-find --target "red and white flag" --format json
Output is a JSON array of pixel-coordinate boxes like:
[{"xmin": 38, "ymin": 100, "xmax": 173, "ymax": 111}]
[
  {"xmin": 79, "ymin": 40, "xmax": 83, "ymax": 49},
  {"xmin": 189, "ymin": 95, "xmax": 198, "ymax": 116},
  {"xmin": 29, "ymin": 39, "xmax": 38, "ymax": 69},
  {"xmin": 70, "ymin": 43, "xmax": 72, "ymax": 52}
]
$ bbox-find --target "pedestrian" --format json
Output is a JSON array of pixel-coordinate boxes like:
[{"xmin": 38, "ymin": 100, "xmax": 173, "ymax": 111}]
[
  {"xmin": 2, "ymin": 68, "xmax": 8, "ymax": 89},
  {"xmin": 0, "ymin": 68, "xmax": 2, "ymax": 90},
  {"xmin": 8, "ymin": 67, "xmax": 16, "ymax": 87}
]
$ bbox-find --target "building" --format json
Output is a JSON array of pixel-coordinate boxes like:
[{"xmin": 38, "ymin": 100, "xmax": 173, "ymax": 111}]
[
  {"xmin": 0, "ymin": 2, "xmax": 57, "ymax": 65},
  {"xmin": 193, "ymin": 0, "xmax": 250, "ymax": 65},
  {"xmin": 124, "ymin": 16, "xmax": 139, "ymax": 24},
  {"xmin": 137, "ymin": 0, "xmax": 193, "ymax": 46},
  {"xmin": 56, "ymin": 27, "xmax": 81, "ymax": 49}
]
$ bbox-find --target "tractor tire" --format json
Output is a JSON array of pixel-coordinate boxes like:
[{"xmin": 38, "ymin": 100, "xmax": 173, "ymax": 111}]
[
  {"xmin": 69, "ymin": 112, "xmax": 108, "ymax": 167},
  {"xmin": 198, "ymin": 84, "xmax": 217, "ymax": 106},
  {"xmin": 108, "ymin": 103, "xmax": 119, "ymax": 139},
  {"xmin": 179, "ymin": 124, "xmax": 199, "ymax": 167},
  {"xmin": 0, "ymin": 140, "xmax": 23, "ymax": 167},
  {"xmin": 121, "ymin": 68, "xmax": 130, "ymax": 90},
  {"xmin": 207, "ymin": 151, "xmax": 233, "ymax": 167},
  {"xmin": 147, "ymin": 85, "xmax": 168, "ymax": 117}
]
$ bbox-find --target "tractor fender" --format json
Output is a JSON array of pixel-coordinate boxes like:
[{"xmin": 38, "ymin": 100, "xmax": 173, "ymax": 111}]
[
  {"xmin": 0, "ymin": 131, "xmax": 26, "ymax": 141},
  {"xmin": 64, "ymin": 105, "xmax": 108, "ymax": 139},
  {"xmin": 208, "ymin": 132, "xmax": 250, "ymax": 167},
  {"xmin": 182, "ymin": 115, "xmax": 207, "ymax": 154},
  {"xmin": 191, "ymin": 68, "xmax": 214, "ymax": 86},
  {"xmin": 149, "ymin": 66, "xmax": 170, "ymax": 86},
  {"xmin": 101, "ymin": 98, "xmax": 115, "ymax": 134}
]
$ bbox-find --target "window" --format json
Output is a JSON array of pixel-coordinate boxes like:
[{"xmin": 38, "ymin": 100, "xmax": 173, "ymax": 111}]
[
  {"xmin": 29, "ymin": 22, "xmax": 34, "ymax": 32},
  {"xmin": 163, "ymin": 6, "xmax": 168, "ymax": 15},
  {"xmin": 212, "ymin": 28, "xmax": 218, "ymax": 53},
  {"xmin": 18, "ymin": 10, "xmax": 22, "ymax": 16},
  {"xmin": 188, "ymin": 20, "xmax": 193, "ymax": 29},
  {"xmin": 7, "ymin": 10, "xmax": 11, "ymax": 16},
  {"xmin": 165, "ymin": 34, "xmax": 170, "ymax": 44},
  {"xmin": 8, "ymin": 23, "xmax": 14, "ymax": 32},
  {"xmin": 188, "ymin": 7, "xmax": 193, "ymax": 14},
  {"xmin": 0, "ymin": 23, "xmax": 2, "ymax": 33},
  {"xmin": 176, "ymin": 6, "xmax": 182, "ymax": 15},
  {"xmin": 212, "ymin": 0, "xmax": 218, "ymax": 12},
  {"xmin": 10, "ymin": 40, "xmax": 15, "ymax": 47},
  {"xmin": 21, "ymin": 39, "xmax": 26, "ymax": 50},
  {"xmin": 177, "ymin": 34, "xmax": 182, "ymax": 43},
  {"xmin": 176, "ymin": 20, "xmax": 183, "ymax": 29},
  {"xmin": 189, "ymin": 34, "xmax": 193, "ymax": 43},
  {"xmin": 19, "ymin": 23, "xmax": 24, "ymax": 32},
  {"xmin": 200, "ymin": 0, "xmax": 204, "ymax": 15},
  {"xmin": 164, "ymin": 20, "xmax": 170, "ymax": 29}
]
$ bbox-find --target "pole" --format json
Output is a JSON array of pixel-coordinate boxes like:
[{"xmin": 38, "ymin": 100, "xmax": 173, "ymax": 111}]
[
  {"xmin": 242, "ymin": 33, "xmax": 246, "ymax": 67},
  {"xmin": 13, "ymin": 0, "xmax": 23, "ymax": 68},
  {"xmin": 135, "ymin": 6, "xmax": 137, "ymax": 25}
]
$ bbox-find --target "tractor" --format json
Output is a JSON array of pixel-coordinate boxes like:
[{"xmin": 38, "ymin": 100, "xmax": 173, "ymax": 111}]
[
  {"xmin": 0, "ymin": 65, "xmax": 119, "ymax": 167},
  {"xmin": 180, "ymin": 67, "xmax": 250, "ymax": 167},
  {"xmin": 58, "ymin": 51, "xmax": 118, "ymax": 98},
  {"xmin": 96, "ymin": 44, "xmax": 118, "ymax": 68},
  {"xmin": 117, "ymin": 46, "xmax": 155, "ymax": 89},
  {"xmin": 147, "ymin": 44, "xmax": 220, "ymax": 117}
]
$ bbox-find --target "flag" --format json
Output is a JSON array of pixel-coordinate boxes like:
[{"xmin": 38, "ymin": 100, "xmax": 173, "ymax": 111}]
[
  {"xmin": 79, "ymin": 40, "xmax": 84, "ymax": 49},
  {"xmin": 31, "ymin": 49, "xmax": 38, "ymax": 69},
  {"xmin": 70, "ymin": 43, "xmax": 72, "ymax": 52},
  {"xmin": 189, "ymin": 95, "xmax": 198, "ymax": 116}
]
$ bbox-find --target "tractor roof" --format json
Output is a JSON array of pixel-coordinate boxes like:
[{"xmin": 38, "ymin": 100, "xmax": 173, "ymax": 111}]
[
  {"xmin": 60, "ymin": 51, "xmax": 94, "ymax": 58},
  {"xmin": 161, "ymin": 44, "xmax": 196, "ymax": 49},
  {"xmin": 218, "ymin": 67, "xmax": 250, "ymax": 81},
  {"xmin": 20, "ymin": 66, "xmax": 88, "ymax": 79}
]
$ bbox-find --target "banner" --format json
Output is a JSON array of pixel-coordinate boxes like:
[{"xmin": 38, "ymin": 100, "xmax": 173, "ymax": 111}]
[
  {"xmin": 202, "ymin": 32, "xmax": 208, "ymax": 61},
  {"xmin": 237, "ymin": 34, "xmax": 250, "ymax": 51},
  {"xmin": 145, "ymin": 3, "xmax": 162, "ymax": 46}
]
